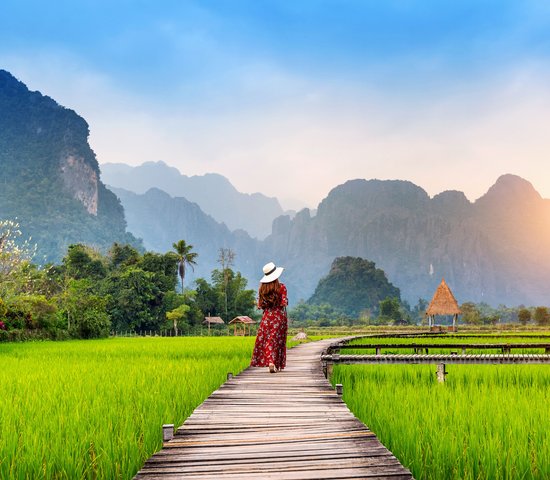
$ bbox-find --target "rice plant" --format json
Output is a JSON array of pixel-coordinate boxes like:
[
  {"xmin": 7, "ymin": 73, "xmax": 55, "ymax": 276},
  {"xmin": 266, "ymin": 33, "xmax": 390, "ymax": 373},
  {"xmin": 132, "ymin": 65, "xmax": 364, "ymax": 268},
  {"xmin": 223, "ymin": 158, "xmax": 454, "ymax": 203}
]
[
  {"xmin": 0, "ymin": 337, "xmax": 255, "ymax": 479},
  {"xmin": 333, "ymin": 363, "xmax": 550, "ymax": 479}
]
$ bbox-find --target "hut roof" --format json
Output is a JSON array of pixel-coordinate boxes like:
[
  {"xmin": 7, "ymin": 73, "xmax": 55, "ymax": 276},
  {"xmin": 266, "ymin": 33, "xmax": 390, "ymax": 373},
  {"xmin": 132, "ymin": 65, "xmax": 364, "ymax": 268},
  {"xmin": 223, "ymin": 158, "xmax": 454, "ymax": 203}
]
[
  {"xmin": 426, "ymin": 278, "xmax": 461, "ymax": 316},
  {"xmin": 203, "ymin": 316, "xmax": 225, "ymax": 325},
  {"xmin": 229, "ymin": 316, "xmax": 256, "ymax": 325}
]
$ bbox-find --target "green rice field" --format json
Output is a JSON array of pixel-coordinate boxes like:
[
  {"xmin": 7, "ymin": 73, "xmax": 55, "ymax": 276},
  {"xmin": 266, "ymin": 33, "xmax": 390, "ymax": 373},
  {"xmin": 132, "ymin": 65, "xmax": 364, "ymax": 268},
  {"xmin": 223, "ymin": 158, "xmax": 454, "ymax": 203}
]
[
  {"xmin": 332, "ymin": 336, "xmax": 550, "ymax": 479},
  {"xmin": 0, "ymin": 337, "xmax": 256, "ymax": 479},
  {"xmin": 3, "ymin": 332, "xmax": 549, "ymax": 479}
]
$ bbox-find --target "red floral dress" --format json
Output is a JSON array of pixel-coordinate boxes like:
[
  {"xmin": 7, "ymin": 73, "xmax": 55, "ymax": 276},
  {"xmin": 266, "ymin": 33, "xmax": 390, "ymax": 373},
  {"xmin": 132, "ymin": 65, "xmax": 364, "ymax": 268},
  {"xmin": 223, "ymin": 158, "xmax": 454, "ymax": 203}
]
[{"xmin": 250, "ymin": 283, "xmax": 288, "ymax": 370}]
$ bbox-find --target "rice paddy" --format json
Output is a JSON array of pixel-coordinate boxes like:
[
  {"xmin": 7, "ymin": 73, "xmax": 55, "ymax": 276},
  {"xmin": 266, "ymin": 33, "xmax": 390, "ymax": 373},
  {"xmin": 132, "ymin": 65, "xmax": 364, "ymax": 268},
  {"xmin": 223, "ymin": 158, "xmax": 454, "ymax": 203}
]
[
  {"xmin": 332, "ymin": 335, "xmax": 550, "ymax": 479},
  {"xmin": 0, "ymin": 337, "xmax": 256, "ymax": 479}
]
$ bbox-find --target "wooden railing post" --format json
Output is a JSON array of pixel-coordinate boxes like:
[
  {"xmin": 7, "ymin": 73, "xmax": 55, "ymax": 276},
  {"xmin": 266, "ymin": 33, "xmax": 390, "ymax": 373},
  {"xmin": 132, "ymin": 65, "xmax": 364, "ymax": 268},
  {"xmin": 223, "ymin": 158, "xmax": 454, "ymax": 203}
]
[
  {"xmin": 436, "ymin": 363, "xmax": 447, "ymax": 383},
  {"xmin": 227, "ymin": 372, "xmax": 233, "ymax": 380},
  {"xmin": 163, "ymin": 424, "xmax": 174, "ymax": 442},
  {"xmin": 335, "ymin": 384, "xmax": 343, "ymax": 396}
]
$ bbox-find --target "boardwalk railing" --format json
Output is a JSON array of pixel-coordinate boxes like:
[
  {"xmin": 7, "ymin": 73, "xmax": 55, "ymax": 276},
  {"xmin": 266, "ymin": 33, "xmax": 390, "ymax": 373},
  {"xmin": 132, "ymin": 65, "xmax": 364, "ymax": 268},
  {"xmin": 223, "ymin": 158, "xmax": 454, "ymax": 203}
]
[
  {"xmin": 328, "ymin": 343, "xmax": 550, "ymax": 355},
  {"xmin": 321, "ymin": 351, "xmax": 550, "ymax": 383}
]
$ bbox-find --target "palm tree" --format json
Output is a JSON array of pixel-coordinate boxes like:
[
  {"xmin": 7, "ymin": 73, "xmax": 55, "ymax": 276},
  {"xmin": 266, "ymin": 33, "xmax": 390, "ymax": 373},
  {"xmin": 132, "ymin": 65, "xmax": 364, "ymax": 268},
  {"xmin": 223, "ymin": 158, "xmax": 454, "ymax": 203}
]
[{"xmin": 172, "ymin": 240, "xmax": 198, "ymax": 294}]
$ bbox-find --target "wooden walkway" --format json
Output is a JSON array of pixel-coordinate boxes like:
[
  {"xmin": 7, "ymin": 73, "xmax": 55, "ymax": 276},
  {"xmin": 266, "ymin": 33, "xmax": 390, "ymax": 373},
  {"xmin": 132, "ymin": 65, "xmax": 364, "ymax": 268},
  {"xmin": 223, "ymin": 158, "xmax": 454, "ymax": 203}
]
[{"xmin": 135, "ymin": 338, "xmax": 413, "ymax": 479}]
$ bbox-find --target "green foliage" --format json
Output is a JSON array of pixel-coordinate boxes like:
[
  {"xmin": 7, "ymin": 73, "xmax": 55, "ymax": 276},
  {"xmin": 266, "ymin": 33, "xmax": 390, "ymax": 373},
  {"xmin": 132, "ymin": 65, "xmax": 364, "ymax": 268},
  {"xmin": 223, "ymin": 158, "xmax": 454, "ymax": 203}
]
[
  {"xmin": 307, "ymin": 256, "xmax": 401, "ymax": 318},
  {"xmin": 172, "ymin": 239, "xmax": 198, "ymax": 293},
  {"xmin": 378, "ymin": 297, "xmax": 405, "ymax": 324},
  {"xmin": 534, "ymin": 306, "xmax": 550, "ymax": 326},
  {"xmin": 210, "ymin": 268, "xmax": 256, "ymax": 321},
  {"xmin": 289, "ymin": 301, "xmax": 352, "ymax": 327},
  {"xmin": 63, "ymin": 244, "xmax": 107, "ymax": 280},
  {"xmin": 63, "ymin": 279, "xmax": 110, "ymax": 338},
  {"xmin": 460, "ymin": 302, "xmax": 482, "ymax": 325},
  {"xmin": 518, "ymin": 308, "xmax": 532, "ymax": 325}
]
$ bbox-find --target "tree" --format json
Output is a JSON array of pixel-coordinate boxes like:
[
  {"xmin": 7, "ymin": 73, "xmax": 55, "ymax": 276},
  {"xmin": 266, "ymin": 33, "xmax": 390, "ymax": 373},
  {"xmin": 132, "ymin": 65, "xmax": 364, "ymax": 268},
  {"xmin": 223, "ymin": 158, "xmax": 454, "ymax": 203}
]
[
  {"xmin": 62, "ymin": 279, "xmax": 110, "ymax": 338},
  {"xmin": 63, "ymin": 244, "xmax": 106, "ymax": 280},
  {"xmin": 217, "ymin": 248, "xmax": 236, "ymax": 319},
  {"xmin": 166, "ymin": 304, "xmax": 190, "ymax": 336},
  {"xmin": 211, "ymin": 268, "xmax": 256, "ymax": 321},
  {"xmin": 460, "ymin": 302, "xmax": 481, "ymax": 325},
  {"xmin": 534, "ymin": 306, "xmax": 550, "ymax": 326},
  {"xmin": 517, "ymin": 308, "xmax": 531, "ymax": 326},
  {"xmin": 172, "ymin": 240, "xmax": 198, "ymax": 294},
  {"xmin": 378, "ymin": 297, "xmax": 402, "ymax": 324},
  {"xmin": 0, "ymin": 219, "xmax": 36, "ymax": 295},
  {"xmin": 103, "ymin": 267, "xmax": 163, "ymax": 331}
]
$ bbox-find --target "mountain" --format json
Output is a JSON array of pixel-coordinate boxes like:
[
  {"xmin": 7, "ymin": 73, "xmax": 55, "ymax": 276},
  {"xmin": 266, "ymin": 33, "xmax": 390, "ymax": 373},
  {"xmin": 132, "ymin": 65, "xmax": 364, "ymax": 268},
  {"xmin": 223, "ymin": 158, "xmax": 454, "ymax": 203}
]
[
  {"xmin": 263, "ymin": 175, "xmax": 550, "ymax": 307},
  {"xmin": 100, "ymin": 161, "xmax": 284, "ymax": 239},
  {"xmin": 308, "ymin": 256, "xmax": 401, "ymax": 316},
  {"xmin": 110, "ymin": 186, "xmax": 259, "ymax": 284},
  {"xmin": 0, "ymin": 70, "xmax": 139, "ymax": 263}
]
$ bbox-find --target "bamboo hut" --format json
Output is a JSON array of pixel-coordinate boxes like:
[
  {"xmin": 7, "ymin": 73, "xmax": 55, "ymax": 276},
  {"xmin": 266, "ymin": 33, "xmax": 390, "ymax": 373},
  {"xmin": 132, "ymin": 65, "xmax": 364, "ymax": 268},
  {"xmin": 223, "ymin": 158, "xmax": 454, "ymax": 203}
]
[
  {"xmin": 426, "ymin": 278, "xmax": 461, "ymax": 330},
  {"xmin": 228, "ymin": 316, "xmax": 256, "ymax": 336},
  {"xmin": 203, "ymin": 316, "xmax": 224, "ymax": 335}
]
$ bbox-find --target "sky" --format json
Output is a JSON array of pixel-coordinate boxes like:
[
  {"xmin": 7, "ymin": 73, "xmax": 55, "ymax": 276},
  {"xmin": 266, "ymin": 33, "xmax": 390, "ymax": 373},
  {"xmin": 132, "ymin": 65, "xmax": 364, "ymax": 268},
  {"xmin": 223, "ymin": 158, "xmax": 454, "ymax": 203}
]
[{"xmin": 2, "ymin": 1, "xmax": 550, "ymax": 209}]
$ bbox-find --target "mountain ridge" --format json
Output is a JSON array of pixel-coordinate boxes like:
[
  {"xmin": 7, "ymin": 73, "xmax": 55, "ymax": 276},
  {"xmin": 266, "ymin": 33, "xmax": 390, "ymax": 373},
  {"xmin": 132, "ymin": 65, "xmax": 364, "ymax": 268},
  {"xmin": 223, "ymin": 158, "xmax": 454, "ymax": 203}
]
[{"xmin": 100, "ymin": 161, "xmax": 284, "ymax": 239}]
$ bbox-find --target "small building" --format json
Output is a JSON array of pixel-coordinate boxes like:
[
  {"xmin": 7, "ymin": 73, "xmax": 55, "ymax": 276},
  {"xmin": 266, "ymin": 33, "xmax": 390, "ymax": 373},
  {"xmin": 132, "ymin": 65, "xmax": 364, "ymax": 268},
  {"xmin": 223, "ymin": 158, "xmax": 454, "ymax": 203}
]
[
  {"xmin": 426, "ymin": 278, "xmax": 461, "ymax": 331},
  {"xmin": 228, "ymin": 316, "xmax": 256, "ymax": 336},
  {"xmin": 203, "ymin": 316, "xmax": 224, "ymax": 335}
]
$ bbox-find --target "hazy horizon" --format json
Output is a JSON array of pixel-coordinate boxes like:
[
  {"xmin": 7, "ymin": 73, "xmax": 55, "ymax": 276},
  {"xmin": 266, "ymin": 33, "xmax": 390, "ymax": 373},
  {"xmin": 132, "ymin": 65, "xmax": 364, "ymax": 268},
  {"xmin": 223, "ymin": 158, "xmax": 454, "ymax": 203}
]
[{"xmin": 2, "ymin": 1, "xmax": 550, "ymax": 207}]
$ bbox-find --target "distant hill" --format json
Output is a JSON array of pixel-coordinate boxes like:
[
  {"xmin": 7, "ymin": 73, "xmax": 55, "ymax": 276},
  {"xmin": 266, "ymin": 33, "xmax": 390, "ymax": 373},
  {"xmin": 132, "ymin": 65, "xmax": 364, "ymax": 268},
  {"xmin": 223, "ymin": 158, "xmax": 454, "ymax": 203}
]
[
  {"xmin": 101, "ymin": 161, "xmax": 284, "ymax": 239},
  {"xmin": 0, "ymin": 70, "xmax": 139, "ymax": 263},
  {"xmin": 110, "ymin": 186, "xmax": 259, "ymax": 283},
  {"xmin": 263, "ymin": 175, "xmax": 550, "ymax": 306},
  {"xmin": 308, "ymin": 256, "xmax": 401, "ymax": 316}
]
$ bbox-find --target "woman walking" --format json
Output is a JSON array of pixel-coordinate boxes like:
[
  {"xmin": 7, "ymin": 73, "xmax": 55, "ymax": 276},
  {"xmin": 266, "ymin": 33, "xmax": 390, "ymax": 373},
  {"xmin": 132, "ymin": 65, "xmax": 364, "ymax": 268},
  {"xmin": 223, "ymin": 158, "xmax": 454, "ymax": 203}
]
[{"xmin": 251, "ymin": 262, "xmax": 288, "ymax": 373}]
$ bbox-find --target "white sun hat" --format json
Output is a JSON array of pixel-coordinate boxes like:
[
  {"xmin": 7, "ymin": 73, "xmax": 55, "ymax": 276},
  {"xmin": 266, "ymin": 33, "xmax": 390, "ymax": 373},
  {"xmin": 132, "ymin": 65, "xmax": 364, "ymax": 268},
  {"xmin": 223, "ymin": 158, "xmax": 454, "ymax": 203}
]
[{"xmin": 260, "ymin": 261, "xmax": 284, "ymax": 283}]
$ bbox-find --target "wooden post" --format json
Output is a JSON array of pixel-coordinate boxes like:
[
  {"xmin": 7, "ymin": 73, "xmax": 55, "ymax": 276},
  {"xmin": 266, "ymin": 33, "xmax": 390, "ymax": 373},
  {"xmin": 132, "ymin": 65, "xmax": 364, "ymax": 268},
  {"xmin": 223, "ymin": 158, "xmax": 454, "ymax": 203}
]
[
  {"xmin": 436, "ymin": 363, "xmax": 447, "ymax": 383},
  {"xmin": 163, "ymin": 424, "xmax": 174, "ymax": 442},
  {"xmin": 322, "ymin": 361, "xmax": 328, "ymax": 379},
  {"xmin": 546, "ymin": 347, "xmax": 550, "ymax": 354},
  {"xmin": 327, "ymin": 362, "xmax": 333, "ymax": 379},
  {"xmin": 227, "ymin": 372, "xmax": 233, "ymax": 381},
  {"xmin": 335, "ymin": 384, "xmax": 343, "ymax": 396},
  {"xmin": 375, "ymin": 347, "xmax": 381, "ymax": 355},
  {"xmin": 462, "ymin": 347, "xmax": 466, "ymax": 354}
]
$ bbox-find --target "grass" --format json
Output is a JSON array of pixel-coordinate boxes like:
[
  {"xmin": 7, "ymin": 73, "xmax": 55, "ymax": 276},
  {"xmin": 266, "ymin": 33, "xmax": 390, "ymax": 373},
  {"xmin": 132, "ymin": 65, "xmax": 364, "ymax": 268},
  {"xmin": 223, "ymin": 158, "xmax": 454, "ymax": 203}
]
[
  {"xmin": 332, "ymin": 352, "xmax": 550, "ymax": 478},
  {"xmin": 0, "ymin": 337, "xmax": 256, "ymax": 479}
]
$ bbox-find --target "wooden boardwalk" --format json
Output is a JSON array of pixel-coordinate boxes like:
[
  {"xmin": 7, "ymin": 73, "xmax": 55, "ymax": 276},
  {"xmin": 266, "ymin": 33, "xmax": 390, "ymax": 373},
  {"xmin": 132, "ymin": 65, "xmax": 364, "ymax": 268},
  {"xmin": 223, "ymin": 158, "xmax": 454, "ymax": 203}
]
[{"xmin": 135, "ymin": 338, "xmax": 413, "ymax": 479}]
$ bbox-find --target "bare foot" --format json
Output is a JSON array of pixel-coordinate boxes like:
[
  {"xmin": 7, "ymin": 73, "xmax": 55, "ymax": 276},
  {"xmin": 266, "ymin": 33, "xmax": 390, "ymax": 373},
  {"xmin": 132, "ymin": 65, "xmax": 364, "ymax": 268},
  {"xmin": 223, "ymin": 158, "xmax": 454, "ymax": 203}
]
[{"xmin": 269, "ymin": 363, "xmax": 276, "ymax": 373}]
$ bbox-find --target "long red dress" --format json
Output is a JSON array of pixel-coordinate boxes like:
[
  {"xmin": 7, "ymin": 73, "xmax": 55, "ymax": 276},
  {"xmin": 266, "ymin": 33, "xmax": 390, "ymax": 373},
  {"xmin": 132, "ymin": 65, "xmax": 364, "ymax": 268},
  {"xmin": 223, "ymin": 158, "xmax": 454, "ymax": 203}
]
[{"xmin": 250, "ymin": 283, "xmax": 288, "ymax": 371}]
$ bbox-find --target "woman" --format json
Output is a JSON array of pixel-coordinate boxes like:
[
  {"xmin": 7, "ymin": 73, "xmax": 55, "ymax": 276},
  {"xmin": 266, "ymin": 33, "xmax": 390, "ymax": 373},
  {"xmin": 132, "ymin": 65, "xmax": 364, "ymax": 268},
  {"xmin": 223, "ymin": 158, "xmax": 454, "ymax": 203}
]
[{"xmin": 250, "ymin": 262, "xmax": 288, "ymax": 373}]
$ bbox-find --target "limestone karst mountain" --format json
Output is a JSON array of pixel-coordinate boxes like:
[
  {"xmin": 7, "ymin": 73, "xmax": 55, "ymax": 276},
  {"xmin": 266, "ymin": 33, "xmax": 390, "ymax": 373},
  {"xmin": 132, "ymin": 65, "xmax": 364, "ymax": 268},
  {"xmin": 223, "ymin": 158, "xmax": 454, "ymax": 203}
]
[
  {"xmin": 0, "ymin": 70, "xmax": 139, "ymax": 262},
  {"xmin": 263, "ymin": 175, "xmax": 550, "ymax": 306}
]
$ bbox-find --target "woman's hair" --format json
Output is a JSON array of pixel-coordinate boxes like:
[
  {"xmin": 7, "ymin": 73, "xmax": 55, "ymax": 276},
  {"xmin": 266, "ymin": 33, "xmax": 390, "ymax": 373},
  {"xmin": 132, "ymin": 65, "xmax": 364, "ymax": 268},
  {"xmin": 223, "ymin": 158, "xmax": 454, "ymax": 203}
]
[{"xmin": 258, "ymin": 279, "xmax": 282, "ymax": 309}]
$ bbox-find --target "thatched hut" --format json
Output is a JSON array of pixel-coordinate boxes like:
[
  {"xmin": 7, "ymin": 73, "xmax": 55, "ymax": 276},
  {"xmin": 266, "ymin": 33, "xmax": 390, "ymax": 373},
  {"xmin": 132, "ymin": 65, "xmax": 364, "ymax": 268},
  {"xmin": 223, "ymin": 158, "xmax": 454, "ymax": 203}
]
[
  {"xmin": 228, "ymin": 316, "xmax": 256, "ymax": 336},
  {"xmin": 426, "ymin": 278, "xmax": 461, "ymax": 329},
  {"xmin": 203, "ymin": 316, "xmax": 224, "ymax": 335}
]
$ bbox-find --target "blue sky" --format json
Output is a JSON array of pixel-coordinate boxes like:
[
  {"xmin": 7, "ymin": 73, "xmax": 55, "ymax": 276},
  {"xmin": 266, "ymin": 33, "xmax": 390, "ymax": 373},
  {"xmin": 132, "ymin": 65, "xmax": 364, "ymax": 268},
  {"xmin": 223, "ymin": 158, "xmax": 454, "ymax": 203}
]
[{"xmin": 2, "ymin": 1, "xmax": 550, "ymax": 208}]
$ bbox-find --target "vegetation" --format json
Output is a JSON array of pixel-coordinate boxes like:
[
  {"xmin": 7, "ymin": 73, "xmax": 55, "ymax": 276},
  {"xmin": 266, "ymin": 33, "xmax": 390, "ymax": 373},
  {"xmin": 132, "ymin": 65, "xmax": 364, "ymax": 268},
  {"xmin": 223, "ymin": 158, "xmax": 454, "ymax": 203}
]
[
  {"xmin": 0, "ymin": 233, "xmax": 256, "ymax": 341},
  {"xmin": 307, "ymin": 256, "xmax": 401, "ymax": 318},
  {"xmin": 333, "ymin": 363, "xmax": 550, "ymax": 479},
  {"xmin": 0, "ymin": 337, "xmax": 256, "ymax": 479}
]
